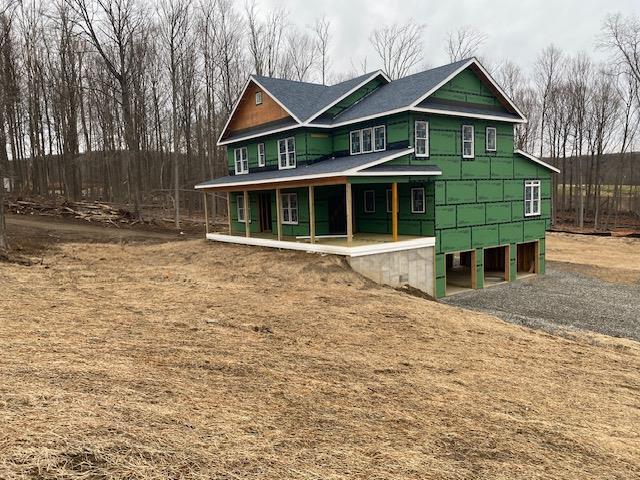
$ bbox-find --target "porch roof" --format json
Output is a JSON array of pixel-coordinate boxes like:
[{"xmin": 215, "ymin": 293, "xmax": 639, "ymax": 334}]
[{"xmin": 195, "ymin": 148, "xmax": 441, "ymax": 191}]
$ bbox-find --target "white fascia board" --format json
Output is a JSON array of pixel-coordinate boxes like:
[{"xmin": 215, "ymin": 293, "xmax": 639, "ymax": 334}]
[
  {"xmin": 514, "ymin": 149, "xmax": 561, "ymax": 173},
  {"xmin": 411, "ymin": 107, "xmax": 526, "ymax": 124},
  {"xmin": 217, "ymin": 76, "xmax": 302, "ymax": 146},
  {"xmin": 195, "ymin": 148, "xmax": 415, "ymax": 190},
  {"xmin": 472, "ymin": 60, "xmax": 528, "ymax": 122},
  {"xmin": 306, "ymin": 70, "xmax": 389, "ymax": 123},
  {"xmin": 206, "ymin": 233, "xmax": 435, "ymax": 257}
]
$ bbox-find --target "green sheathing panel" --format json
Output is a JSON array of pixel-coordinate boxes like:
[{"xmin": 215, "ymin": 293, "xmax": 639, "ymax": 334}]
[
  {"xmin": 332, "ymin": 112, "xmax": 411, "ymax": 156},
  {"xmin": 229, "ymin": 192, "xmax": 260, "ymax": 234},
  {"xmin": 323, "ymin": 76, "xmax": 386, "ymax": 118},
  {"xmin": 430, "ymin": 67, "xmax": 507, "ymax": 110},
  {"xmin": 352, "ymin": 181, "xmax": 435, "ymax": 236},
  {"xmin": 268, "ymin": 187, "xmax": 310, "ymax": 237}
]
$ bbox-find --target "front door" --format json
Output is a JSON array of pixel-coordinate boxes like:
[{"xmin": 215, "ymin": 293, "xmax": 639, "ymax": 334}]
[
  {"xmin": 258, "ymin": 192, "xmax": 272, "ymax": 232},
  {"xmin": 328, "ymin": 192, "xmax": 347, "ymax": 234}
]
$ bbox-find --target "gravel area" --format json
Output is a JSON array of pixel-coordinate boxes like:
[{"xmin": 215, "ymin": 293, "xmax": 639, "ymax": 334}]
[{"xmin": 442, "ymin": 262, "xmax": 640, "ymax": 341}]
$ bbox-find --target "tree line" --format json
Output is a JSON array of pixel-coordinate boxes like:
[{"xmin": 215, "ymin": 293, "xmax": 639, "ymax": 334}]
[{"xmin": 0, "ymin": 1, "xmax": 639, "ymax": 253}]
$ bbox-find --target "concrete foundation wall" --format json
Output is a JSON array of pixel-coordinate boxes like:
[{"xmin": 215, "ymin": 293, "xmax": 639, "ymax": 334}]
[{"xmin": 348, "ymin": 247, "xmax": 435, "ymax": 297}]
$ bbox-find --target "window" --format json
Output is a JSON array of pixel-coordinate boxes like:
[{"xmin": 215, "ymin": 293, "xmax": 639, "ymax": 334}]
[
  {"xmin": 415, "ymin": 121, "xmax": 429, "ymax": 157},
  {"xmin": 257, "ymin": 143, "xmax": 265, "ymax": 167},
  {"xmin": 486, "ymin": 127, "xmax": 497, "ymax": 152},
  {"xmin": 411, "ymin": 187, "xmax": 425, "ymax": 214},
  {"xmin": 386, "ymin": 189, "xmax": 392, "ymax": 213},
  {"xmin": 462, "ymin": 125, "xmax": 474, "ymax": 159},
  {"xmin": 278, "ymin": 137, "xmax": 296, "ymax": 169},
  {"xmin": 236, "ymin": 194, "xmax": 249, "ymax": 223},
  {"xmin": 374, "ymin": 126, "xmax": 386, "ymax": 152},
  {"xmin": 525, "ymin": 180, "xmax": 541, "ymax": 217},
  {"xmin": 350, "ymin": 125, "xmax": 386, "ymax": 154},
  {"xmin": 364, "ymin": 190, "xmax": 375, "ymax": 213},
  {"xmin": 281, "ymin": 193, "xmax": 298, "ymax": 224},
  {"xmin": 255, "ymin": 91, "xmax": 262, "ymax": 105},
  {"xmin": 234, "ymin": 147, "xmax": 248, "ymax": 174}
]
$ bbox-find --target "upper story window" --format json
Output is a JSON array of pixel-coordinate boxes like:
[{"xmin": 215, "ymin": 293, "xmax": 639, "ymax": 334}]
[
  {"xmin": 257, "ymin": 143, "xmax": 265, "ymax": 167},
  {"xmin": 462, "ymin": 125, "xmax": 474, "ymax": 159},
  {"xmin": 525, "ymin": 180, "xmax": 541, "ymax": 216},
  {"xmin": 350, "ymin": 125, "xmax": 386, "ymax": 155},
  {"xmin": 255, "ymin": 91, "xmax": 262, "ymax": 105},
  {"xmin": 411, "ymin": 187, "xmax": 425, "ymax": 214},
  {"xmin": 415, "ymin": 121, "xmax": 429, "ymax": 157},
  {"xmin": 364, "ymin": 190, "xmax": 375, "ymax": 213},
  {"xmin": 234, "ymin": 147, "xmax": 248, "ymax": 175},
  {"xmin": 278, "ymin": 137, "xmax": 296, "ymax": 169},
  {"xmin": 280, "ymin": 192, "xmax": 298, "ymax": 224},
  {"xmin": 486, "ymin": 127, "xmax": 497, "ymax": 152}
]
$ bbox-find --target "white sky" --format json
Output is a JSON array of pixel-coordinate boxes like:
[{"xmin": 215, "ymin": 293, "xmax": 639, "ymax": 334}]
[{"xmin": 260, "ymin": 0, "xmax": 640, "ymax": 79}]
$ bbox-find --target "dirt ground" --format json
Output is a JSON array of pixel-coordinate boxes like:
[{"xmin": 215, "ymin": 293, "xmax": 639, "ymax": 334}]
[{"xmin": 1, "ymin": 219, "xmax": 639, "ymax": 479}]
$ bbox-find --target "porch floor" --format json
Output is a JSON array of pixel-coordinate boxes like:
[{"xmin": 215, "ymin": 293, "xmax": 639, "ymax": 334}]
[{"xmin": 226, "ymin": 231, "xmax": 419, "ymax": 247}]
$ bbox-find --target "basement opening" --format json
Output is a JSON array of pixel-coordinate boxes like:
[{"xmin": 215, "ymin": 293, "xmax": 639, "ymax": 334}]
[
  {"xmin": 517, "ymin": 241, "xmax": 539, "ymax": 278},
  {"xmin": 445, "ymin": 250, "xmax": 475, "ymax": 295},
  {"xmin": 484, "ymin": 245, "xmax": 509, "ymax": 287}
]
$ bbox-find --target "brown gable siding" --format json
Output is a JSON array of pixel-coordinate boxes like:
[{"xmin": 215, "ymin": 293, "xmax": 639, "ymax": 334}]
[{"xmin": 227, "ymin": 81, "xmax": 293, "ymax": 134}]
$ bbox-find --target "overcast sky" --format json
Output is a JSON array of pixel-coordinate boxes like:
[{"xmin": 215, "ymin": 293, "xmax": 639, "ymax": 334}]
[{"xmin": 261, "ymin": 0, "xmax": 640, "ymax": 79}]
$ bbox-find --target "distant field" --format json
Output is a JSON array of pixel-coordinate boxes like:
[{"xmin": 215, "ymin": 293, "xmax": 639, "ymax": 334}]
[{"xmin": 1, "ymin": 218, "xmax": 639, "ymax": 479}]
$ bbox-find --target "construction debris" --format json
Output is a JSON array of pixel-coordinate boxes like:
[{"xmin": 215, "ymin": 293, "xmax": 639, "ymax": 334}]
[{"xmin": 7, "ymin": 198, "xmax": 140, "ymax": 226}]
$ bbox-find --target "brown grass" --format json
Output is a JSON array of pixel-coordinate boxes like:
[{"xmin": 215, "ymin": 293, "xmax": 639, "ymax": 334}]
[
  {"xmin": 547, "ymin": 232, "xmax": 640, "ymax": 284},
  {"xmin": 1, "ymin": 236, "xmax": 639, "ymax": 479}
]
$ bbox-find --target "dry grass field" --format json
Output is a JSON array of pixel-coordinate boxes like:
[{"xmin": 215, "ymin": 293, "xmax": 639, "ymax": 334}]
[{"xmin": 1, "ymin": 219, "xmax": 639, "ymax": 479}]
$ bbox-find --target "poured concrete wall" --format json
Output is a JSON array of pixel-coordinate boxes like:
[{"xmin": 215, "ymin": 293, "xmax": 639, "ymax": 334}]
[{"xmin": 348, "ymin": 246, "xmax": 434, "ymax": 297}]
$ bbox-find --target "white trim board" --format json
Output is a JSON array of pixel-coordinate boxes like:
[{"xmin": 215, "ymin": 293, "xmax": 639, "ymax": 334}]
[
  {"xmin": 515, "ymin": 149, "xmax": 561, "ymax": 173},
  {"xmin": 206, "ymin": 233, "xmax": 435, "ymax": 257}
]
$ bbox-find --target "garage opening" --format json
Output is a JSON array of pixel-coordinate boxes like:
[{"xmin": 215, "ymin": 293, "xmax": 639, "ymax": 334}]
[
  {"xmin": 446, "ymin": 250, "xmax": 475, "ymax": 295},
  {"xmin": 517, "ymin": 241, "xmax": 538, "ymax": 277},
  {"xmin": 484, "ymin": 245, "xmax": 509, "ymax": 287}
]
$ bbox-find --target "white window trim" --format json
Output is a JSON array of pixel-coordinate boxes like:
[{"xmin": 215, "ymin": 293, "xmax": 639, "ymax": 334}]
[
  {"xmin": 280, "ymin": 192, "xmax": 299, "ymax": 225},
  {"xmin": 486, "ymin": 126, "xmax": 497, "ymax": 152},
  {"xmin": 462, "ymin": 125, "xmax": 475, "ymax": 159},
  {"xmin": 234, "ymin": 147, "xmax": 248, "ymax": 175},
  {"xmin": 350, "ymin": 125, "xmax": 386, "ymax": 155},
  {"xmin": 278, "ymin": 137, "xmax": 296, "ymax": 170},
  {"xmin": 255, "ymin": 91, "xmax": 262, "ymax": 105},
  {"xmin": 364, "ymin": 190, "xmax": 376, "ymax": 213},
  {"xmin": 415, "ymin": 120, "xmax": 429, "ymax": 158},
  {"xmin": 236, "ymin": 194, "xmax": 250, "ymax": 223},
  {"xmin": 386, "ymin": 189, "xmax": 392, "ymax": 213},
  {"xmin": 524, "ymin": 180, "xmax": 541, "ymax": 217},
  {"xmin": 374, "ymin": 126, "xmax": 386, "ymax": 152},
  {"xmin": 257, "ymin": 143, "xmax": 265, "ymax": 167},
  {"xmin": 411, "ymin": 187, "xmax": 426, "ymax": 214}
]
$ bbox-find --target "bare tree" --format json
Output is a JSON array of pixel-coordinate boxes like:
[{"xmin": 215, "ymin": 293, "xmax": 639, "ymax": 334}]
[
  {"xmin": 313, "ymin": 15, "xmax": 330, "ymax": 85},
  {"xmin": 370, "ymin": 21, "xmax": 425, "ymax": 80},
  {"xmin": 282, "ymin": 29, "xmax": 314, "ymax": 81},
  {"xmin": 446, "ymin": 26, "xmax": 487, "ymax": 62},
  {"xmin": 600, "ymin": 13, "xmax": 640, "ymax": 105},
  {"xmin": 534, "ymin": 45, "xmax": 564, "ymax": 158},
  {"xmin": 0, "ymin": 5, "xmax": 13, "ymax": 255}
]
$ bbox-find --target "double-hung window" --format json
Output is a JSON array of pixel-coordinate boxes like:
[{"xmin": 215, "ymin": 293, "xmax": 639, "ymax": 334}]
[
  {"xmin": 237, "ymin": 194, "xmax": 248, "ymax": 223},
  {"xmin": 415, "ymin": 121, "xmax": 429, "ymax": 157},
  {"xmin": 350, "ymin": 125, "xmax": 385, "ymax": 154},
  {"xmin": 411, "ymin": 187, "xmax": 425, "ymax": 214},
  {"xmin": 234, "ymin": 147, "xmax": 248, "ymax": 174},
  {"xmin": 278, "ymin": 137, "xmax": 296, "ymax": 169},
  {"xmin": 255, "ymin": 91, "xmax": 262, "ymax": 105},
  {"xmin": 364, "ymin": 190, "xmax": 375, "ymax": 213},
  {"xmin": 281, "ymin": 192, "xmax": 298, "ymax": 224},
  {"xmin": 486, "ymin": 127, "xmax": 497, "ymax": 152},
  {"xmin": 462, "ymin": 125, "xmax": 474, "ymax": 159},
  {"xmin": 257, "ymin": 143, "xmax": 265, "ymax": 167},
  {"xmin": 524, "ymin": 180, "xmax": 541, "ymax": 216}
]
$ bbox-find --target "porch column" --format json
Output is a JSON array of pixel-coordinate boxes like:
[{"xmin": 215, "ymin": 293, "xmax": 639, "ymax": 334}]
[
  {"xmin": 275, "ymin": 188, "xmax": 282, "ymax": 241},
  {"xmin": 203, "ymin": 191, "xmax": 209, "ymax": 235},
  {"xmin": 308, "ymin": 185, "xmax": 315, "ymax": 244},
  {"xmin": 392, "ymin": 182, "xmax": 398, "ymax": 241},
  {"xmin": 346, "ymin": 183, "xmax": 353, "ymax": 246},
  {"xmin": 226, "ymin": 192, "xmax": 232, "ymax": 234},
  {"xmin": 243, "ymin": 190, "xmax": 250, "ymax": 238}
]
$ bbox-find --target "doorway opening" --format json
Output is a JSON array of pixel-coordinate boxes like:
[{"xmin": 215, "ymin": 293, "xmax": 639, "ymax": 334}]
[
  {"xmin": 258, "ymin": 192, "xmax": 272, "ymax": 233},
  {"xmin": 446, "ymin": 250, "xmax": 475, "ymax": 295},
  {"xmin": 328, "ymin": 188, "xmax": 347, "ymax": 234},
  {"xmin": 483, "ymin": 245, "xmax": 509, "ymax": 287},
  {"xmin": 517, "ymin": 241, "xmax": 539, "ymax": 278}
]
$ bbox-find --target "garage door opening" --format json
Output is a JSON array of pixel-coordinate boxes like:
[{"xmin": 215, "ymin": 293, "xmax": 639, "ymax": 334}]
[
  {"xmin": 517, "ymin": 241, "xmax": 539, "ymax": 278},
  {"xmin": 484, "ymin": 245, "xmax": 509, "ymax": 287},
  {"xmin": 446, "ymin": 250, "xmax": 475, "ymax": 295}
]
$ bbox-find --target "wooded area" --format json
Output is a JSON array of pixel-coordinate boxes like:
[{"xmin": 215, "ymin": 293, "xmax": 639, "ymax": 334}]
[{"xmin": 0, "ymin": 1, "xmax": 639, "ymax": 254}]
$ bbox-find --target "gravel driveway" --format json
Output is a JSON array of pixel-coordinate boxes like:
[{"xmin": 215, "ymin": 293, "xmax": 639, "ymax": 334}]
[{"xmin": 442, "ymin": 262, "xmax": 640, "ymax": 341}]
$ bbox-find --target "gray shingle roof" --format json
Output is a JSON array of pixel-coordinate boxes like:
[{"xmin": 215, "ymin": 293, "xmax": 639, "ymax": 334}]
[
  {"xmin": 361, "ymin": 164, "xmax": 442, "ymax": 174},
  {"xmin": 253, "ymin": 71, "xmax": 385, "ymax": 123},
  {"xmin": 195, "ymin": 149, "xmax": 415, "ymax": 189}
]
